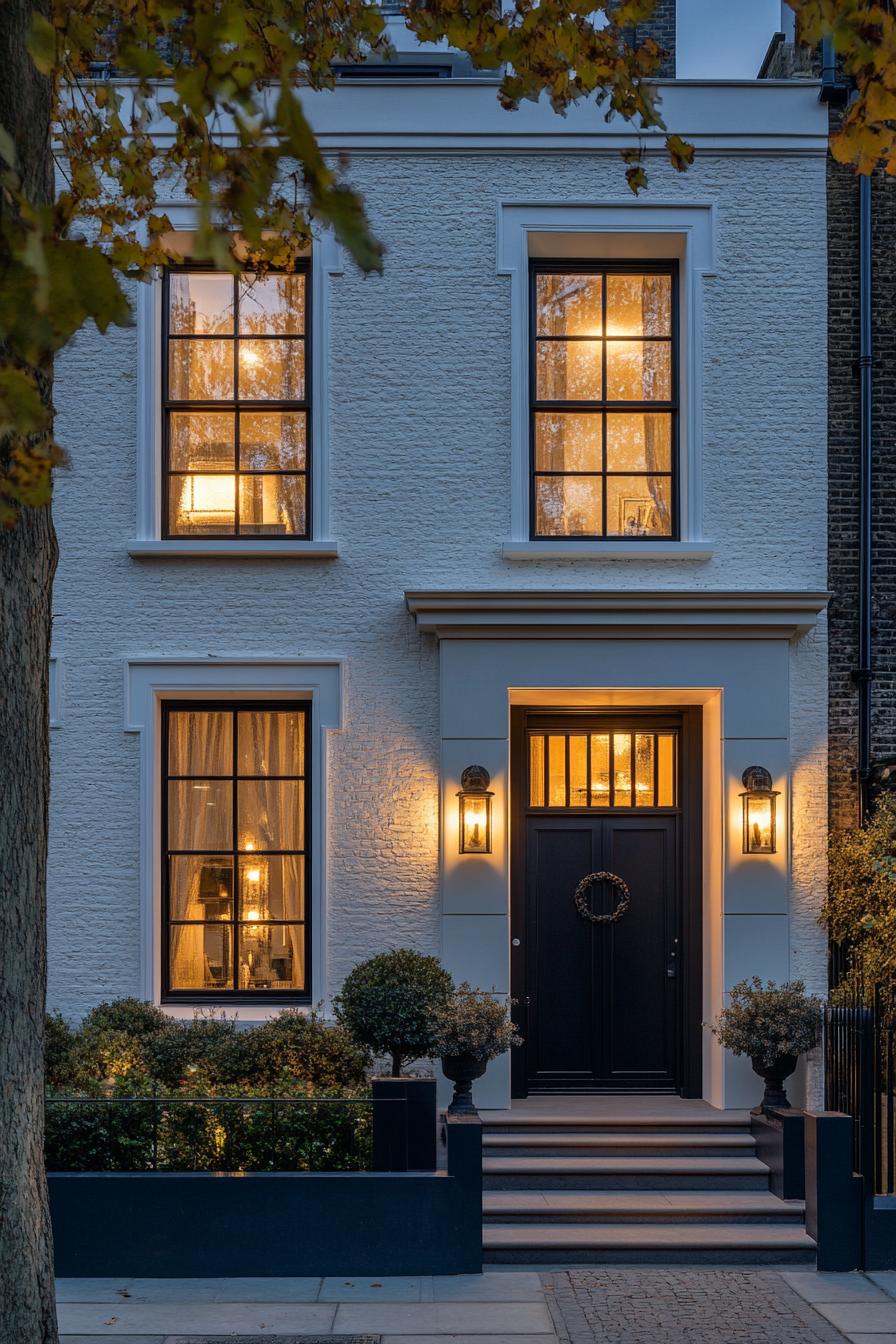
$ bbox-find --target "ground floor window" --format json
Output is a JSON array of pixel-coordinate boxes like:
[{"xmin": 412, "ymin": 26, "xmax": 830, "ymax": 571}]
[{"xmin": 162, "ymin": 701, "xmax": 309, "ymax": 1000}]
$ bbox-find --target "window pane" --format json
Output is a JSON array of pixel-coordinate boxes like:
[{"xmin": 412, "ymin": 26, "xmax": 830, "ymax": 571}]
[
  {"xmin": 238, "ymin": 711, "xmax": 304, "ymax": 777},
  {"xmin": 168, "ymin": 474, "xmax": 236, "ymax": 536},
  {"xmin": 606, "ymin": 274, "xmax": 672, "ymax": 337},
  {"xmin": 548, "ymin": 735, "xmax": 566, "ymax": 807},
  {"xmin": 239, "ymin": 273, "xmax": 305, "ymax": 335},
  {"xmin": 529, "ymin": 734, "xmax": 545, "ymax": 807},
  {"xmin": 657, "ymin": 733, "xmax": 676, "ymax": 806},
  {"xmin": 168, "ymin": 710, "xmax": 233, "ymax": 776},
  {"xmin": 168, "ymin": 780, "xmax": 232, "ymax": 851},
  {"xmin": 238, "ymin": 924, "xmax": 305, "ymax": 991},
  {"xmin": 238, "ymin": 475, "xmax": 306, "ymax": 536},
  {"xmin": 168, "ymin": 339, "xmax": 234, "ymax": 401},
  {"xmin": 605, "ymin": 476, "xmax": 673, "ymax": 537},
  {"xmin": 238, "ymin": 855, "xmax": 305, "ymax": 921},
  {"xmin": 606, "ymin": 413, "xmax": 672, "ymax": 473},
  {"xmin": 535, "ymin": 274, "xmax": 602, "ymax": 337},
  {"xmin": 635, "ymin": 734, "xmax": 655, "ymax": 806},
  {"xmin": 239, "ymin": 411, "xmax": 306, "ymax": 471},
  {"xmin": 534, "ymin": 412, "xmax": 601, "ymax": 472},
  {"xmin": 569, "ymin": 735, "xmax": 588, "ymax": 806},
  {"xmin": 169, "ymin": 273, "xmax": 234, "ymax": 335},
  {"xmin": 238, "ymin": 780, "xmax": 303, "ymax": 851},
  {"xmin": 169, "ymin": 856, "xmax": 233, "ymax": 921},
  {"xmin": 169, "ymin": 412, "xmax": 235, "ymax": 471},
  {"xmin": 606, "ymin": 341, "xmax": 671, "ymax": 402},
  {"xmin": 535, "ymin": 476, "xmax": 602, "ymax": 536},
  {"xmin": 590, "ymin": 734, "xmax": 610, "ymax": 806},
  {"xmin": 613, "ymin": 733, "xmax": 632, "ymax": 806},
  {"xmin": 238, "ymin": 339, "xmax": 304, "ymax": 400},
  {"xmin": 536, "ymin": 340, "xmax": 602, "ymax": 401},
  {"xmin": 170, "ymin": 923, "xmax": 232, "ymax": 990}
]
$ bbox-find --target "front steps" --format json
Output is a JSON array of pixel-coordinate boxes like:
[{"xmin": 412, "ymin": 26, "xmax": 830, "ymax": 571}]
[{"xmin": 481, "ymin": 1110, "xmax": 815, "ymax": 1265}]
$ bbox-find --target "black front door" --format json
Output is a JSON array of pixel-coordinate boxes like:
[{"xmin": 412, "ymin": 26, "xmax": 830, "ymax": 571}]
[{"xmin": 511, "ymin": 713, "xmax": 699, "ymax": 1095}]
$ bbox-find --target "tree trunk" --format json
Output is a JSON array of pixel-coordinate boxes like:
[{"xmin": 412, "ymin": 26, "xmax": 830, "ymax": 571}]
[{"xmin": 0, "ymin": 3, "xmax": 60, "ymax": 1341}]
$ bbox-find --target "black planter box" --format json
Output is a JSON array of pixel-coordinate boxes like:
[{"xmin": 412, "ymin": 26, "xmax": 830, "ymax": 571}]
[{"xmin": 372, "ymin": 1076, "xmax": 437, "ymax": 1171}]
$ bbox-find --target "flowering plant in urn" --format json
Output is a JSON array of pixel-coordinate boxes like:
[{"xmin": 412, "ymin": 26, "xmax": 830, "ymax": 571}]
[
  {"xmin": 709, "ymin": 978, "xmax": 822, "ymax": 1114},
  {"xmin": 436, "ymin": 983, "xmax": 521, "ymax": 1115}
]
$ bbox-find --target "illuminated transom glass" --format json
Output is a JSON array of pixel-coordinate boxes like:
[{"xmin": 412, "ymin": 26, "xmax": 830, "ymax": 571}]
[
  {"xmin": 530, "ymin": 264, "xmax": 677, "ymax": 539},
  {"xmin": 529, "ymin": 730, "xmax": 678, "ymax": 810}
]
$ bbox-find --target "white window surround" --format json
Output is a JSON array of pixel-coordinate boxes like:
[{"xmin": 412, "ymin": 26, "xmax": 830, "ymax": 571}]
[
  {"xmin": 496, "ymin": 200, "xmax": 717, "ymax": 559},
  {"xmin": 129, "ymin": 211, "xmax": 342, "ymax": 558},
  {"xmin": 124, "ymin": 657, "xmax": 344, "ymax": 1016}
]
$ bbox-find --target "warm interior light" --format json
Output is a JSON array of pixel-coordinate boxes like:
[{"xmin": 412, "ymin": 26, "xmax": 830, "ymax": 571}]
[
  {"xmin": 245, "ymin": 909, "xmax": 260, "ymax": 922},
  {"xmin": 244, "ymin": 840, "xmax": 255, "ymax": 851},
  {"xmin": 246, "ymin": 868, "xmax": 261, "ymax": 884},
  {"xmin": 240, "ymin": 347, "xmax": 260, "ymax": 368},
  {"xmin": 181, "ymin": 475, "xmax": 234, "ymax": 517}
]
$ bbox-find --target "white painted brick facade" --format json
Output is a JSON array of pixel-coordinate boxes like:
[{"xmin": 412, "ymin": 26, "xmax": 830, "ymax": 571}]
[{"xmin": 48, "ymin": 128, "xmax": 829, "ymax": 1047}]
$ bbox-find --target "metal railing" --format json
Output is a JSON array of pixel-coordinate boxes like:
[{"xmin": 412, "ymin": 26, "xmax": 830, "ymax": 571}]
[
  {"xmin": 45, "ymin": 1093, "xmax": 408, "ymax": 1174},
  {"xmin": 826, "ymin": 989, "xmax": 896, "ymax": 1196}
]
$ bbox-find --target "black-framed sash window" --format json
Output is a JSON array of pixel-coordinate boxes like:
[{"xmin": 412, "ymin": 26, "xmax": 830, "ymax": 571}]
[
  {"xmin": 530, "ymin": 262, "xmax": 678, "ymax": 540},
  {"xmin": 162, "ymin": 702, "xmax": 310, "ymax": 1002},
  {"xmin": 163, "ymin": 265, "xmax": 310, "ymax": 539}
]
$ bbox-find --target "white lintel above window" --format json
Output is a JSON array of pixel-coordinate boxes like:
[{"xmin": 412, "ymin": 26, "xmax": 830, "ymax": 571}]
[
  {"xmin": 131, "ymin": 212, "xmax": 341, "ymax": 558},
  {"xmin": 496, "ymin": 200, "xmax": 717, "ymax": 558}
]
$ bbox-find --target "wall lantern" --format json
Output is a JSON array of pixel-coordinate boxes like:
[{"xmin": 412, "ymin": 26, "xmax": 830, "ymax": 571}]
[
  {"xmin": 457, "ymin": 765, "xmax": 494, "ymax": 854},
  {"xmin": 740, "ymin": 766, "xmax": 780, "ymax": 854}
]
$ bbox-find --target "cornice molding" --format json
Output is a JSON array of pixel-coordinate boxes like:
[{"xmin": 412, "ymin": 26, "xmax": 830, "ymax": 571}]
[{"xmin": 404, "ymin": 590, "xmax": 830, "ymax": 641}]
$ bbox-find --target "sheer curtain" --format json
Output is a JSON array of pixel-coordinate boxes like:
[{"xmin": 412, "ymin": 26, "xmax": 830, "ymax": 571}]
[
  {"xmin": 642, "ymin": 276, "xmax": 673, "ymax": 535},
  {"xmin": 170, "ymin": 711, "xmax": 232, "ymax": 990}
]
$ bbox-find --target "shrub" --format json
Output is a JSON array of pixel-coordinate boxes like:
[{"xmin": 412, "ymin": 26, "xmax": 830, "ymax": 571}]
[
  {"xmin": 825, "ymin": 794, "xmax": 896, "ymax": 1010},
  {"xmin": 248, "ymin": 1009, "xmax": 370, "ymax": 1090},
  {"xmin": 143, "ymin": 1014, "xmax": 247, "ymax": 1089},
  {"xmin": 708, "ymin": 978, "xmax": 822, "ymax": 1070},
  {"xmin": 435, "ymin": 984, "xmax": 521, "ymax": 1063},
  {"xmin": 80, "ymin": 997, "xmax": 169, "ymax": 1041},
  {"xmin": 333, "ymin": 949, "xmax": 454, "ymax": 1076},
  {"xmin": 45, "ymin": 1013, "xmax": 80, "ymax": 1091}
]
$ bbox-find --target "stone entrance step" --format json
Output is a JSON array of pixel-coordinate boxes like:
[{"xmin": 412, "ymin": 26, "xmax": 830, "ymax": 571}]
[
  {"xmin": 483, "ymin": 1154, "xmax": 772, "ymax": 1190},
  {"xmin": 482, "ymin": 1221, "xmax": 817, "ymax": 1265},
  {"xmin": 483, "ymin": 1189, "xmax": 807, "ymax": 1224},
  {"xmin": 483, "ymin": 1131, "xmax": 757, "ymax": 1158}
]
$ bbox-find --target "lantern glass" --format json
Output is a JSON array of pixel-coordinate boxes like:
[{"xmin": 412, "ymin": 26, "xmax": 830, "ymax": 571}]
[
  {"xmin": 460, "ymin": 795, "xmax": 491, "ymax": 854},
  {"xmin": 744, "ymin": 793, "xmax": 775, "ymax": 854}
]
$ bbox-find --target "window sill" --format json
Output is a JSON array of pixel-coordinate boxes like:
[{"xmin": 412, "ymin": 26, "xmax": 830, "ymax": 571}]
[
  {"xmin": 128, "ymin": 540, "xmax": 340, "ymax": 559},
  {"xmin": 502, "ymin": 540, "xmax": 714, "ymax": 561}
]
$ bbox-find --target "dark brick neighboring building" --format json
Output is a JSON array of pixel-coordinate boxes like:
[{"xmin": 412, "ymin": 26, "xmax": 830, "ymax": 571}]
[{"xmin": 827, "ymin": 125, "xmax": 896, "ymax": 829}]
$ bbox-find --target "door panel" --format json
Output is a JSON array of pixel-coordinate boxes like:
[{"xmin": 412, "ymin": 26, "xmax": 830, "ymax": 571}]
[{"xmin": 524, "ymin": 812, "xmax": 679, "ymax": 1092}]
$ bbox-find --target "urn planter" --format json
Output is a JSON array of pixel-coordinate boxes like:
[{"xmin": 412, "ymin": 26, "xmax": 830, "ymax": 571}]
[
  {"xmin": 442, "ymin": 1051, "xmax": 487, "ymax": 1115},
  {"xmin": 751, "ymin": 1053, "xmax": 798, "ymax": 1115}
]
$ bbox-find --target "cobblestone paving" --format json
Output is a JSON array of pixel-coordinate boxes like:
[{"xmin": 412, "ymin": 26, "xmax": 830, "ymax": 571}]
[{"xmin": 543, "ymin": 1270, "xmax": 848, "ymax": 1344}]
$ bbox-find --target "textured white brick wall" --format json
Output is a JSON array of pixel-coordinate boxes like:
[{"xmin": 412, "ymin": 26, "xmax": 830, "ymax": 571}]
[{"xmin": 48, "ymin": 147, "xmax": 828, "ymax": 1023}]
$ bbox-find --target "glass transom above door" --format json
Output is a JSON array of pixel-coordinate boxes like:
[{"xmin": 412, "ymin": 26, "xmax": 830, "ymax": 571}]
[{"xmin": 528, "ymin": 730, "xmax": 677, "ymax": 809}]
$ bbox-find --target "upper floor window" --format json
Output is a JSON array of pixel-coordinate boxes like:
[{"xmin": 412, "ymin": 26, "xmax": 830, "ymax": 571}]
[
  {"xmin": 163, "ymin": 265, "xmax": 310, "ymax": 539},
  {"xmin": 163, "ymin": 702, "xmax": 310, "ymax": 1001},
  {"xmin": 530, "ymin": 262, "xmax": 678, "ymax": 540}
]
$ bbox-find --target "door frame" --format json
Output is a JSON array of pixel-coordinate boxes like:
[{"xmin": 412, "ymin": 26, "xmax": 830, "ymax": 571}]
[{"xmin": 509, "ymin": 705, "xmax": 703, "ymax": 1098}]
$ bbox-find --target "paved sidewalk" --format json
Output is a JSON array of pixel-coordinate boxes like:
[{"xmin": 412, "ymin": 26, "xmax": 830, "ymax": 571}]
[{"xmin": 56, "ymin": 1272, "xmax": 558, "ymax": 1343}]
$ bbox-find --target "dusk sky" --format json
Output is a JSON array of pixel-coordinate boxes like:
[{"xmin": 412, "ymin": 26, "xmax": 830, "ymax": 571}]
[{"xmin": 676, "ymin": 0, "xmax": 783, "ymax": 79}]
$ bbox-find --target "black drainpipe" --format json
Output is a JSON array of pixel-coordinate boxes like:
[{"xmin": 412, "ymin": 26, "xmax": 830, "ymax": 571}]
[
  {"xmin": 856, "ymin": 173, "xmax": 874, "ymax": 821},
  {"xmin": 820, "ymin": 39, "xmax": 874, "ymax": 821}
]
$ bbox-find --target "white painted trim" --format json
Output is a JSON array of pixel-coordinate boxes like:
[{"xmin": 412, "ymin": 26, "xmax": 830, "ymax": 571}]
[
  {"xmin": 496, "ymin": 200, "xmax": 716, "ymax": 547},
  {"xmin": 405, "ymin": 589, "xmax": 829, "ymax": 639},
  {"xmin": 124, "ymin": 657, "xmax": 344, "ymax": 1016},
  {"xmin": 127, "ymin": 540, "xmax": 340, "ymax": 559},
  {"xmin": 133, "ymin": 223, "xmax": 342, "ymax": 548},
  {"xmin": 502, "ymin": 541, "xmax": 713, "ymax": 562}
]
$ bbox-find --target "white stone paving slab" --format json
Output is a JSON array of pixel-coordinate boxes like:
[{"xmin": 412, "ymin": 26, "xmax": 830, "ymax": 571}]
[
  {"xmin": 57, "ymin": 1277, "xmax": 324, "ymax": 1303},
  {"xmin": 431, "ymin": 1274, "xmax": 544, "ymax": 1302},
  {"xmin": 56, "ymin": 1302, "xmax": 338, "ymax": 1334},
  {"xmin": 333, "ymin": 1301, "xmax": 555, "ymax": 1335},
  {"xmin": 814, "ymin": 1302, "xmax": 896, "ymax": 1334},
  {"xmin": 869, "ymin": 1274, "xmax": 896, "ymax": 1299},
  {"xmin": 319, "ymin": 1276, "xmax": 426, "ymax": 1302},
  {"xmin": 781, "ymin": 1271, "xmax": 891, "ymax": 1304}
]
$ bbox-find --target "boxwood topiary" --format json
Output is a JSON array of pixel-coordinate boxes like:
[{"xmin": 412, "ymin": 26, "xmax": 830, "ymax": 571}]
[{"xmin": 333, "ymin": 948, "xmax": 454, "ymax": 1077}]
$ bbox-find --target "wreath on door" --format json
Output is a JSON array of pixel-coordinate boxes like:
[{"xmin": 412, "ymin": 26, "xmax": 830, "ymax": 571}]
[{"xmin": 573, "ymin": 871, "xmax": 631, "ymax": 925}]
